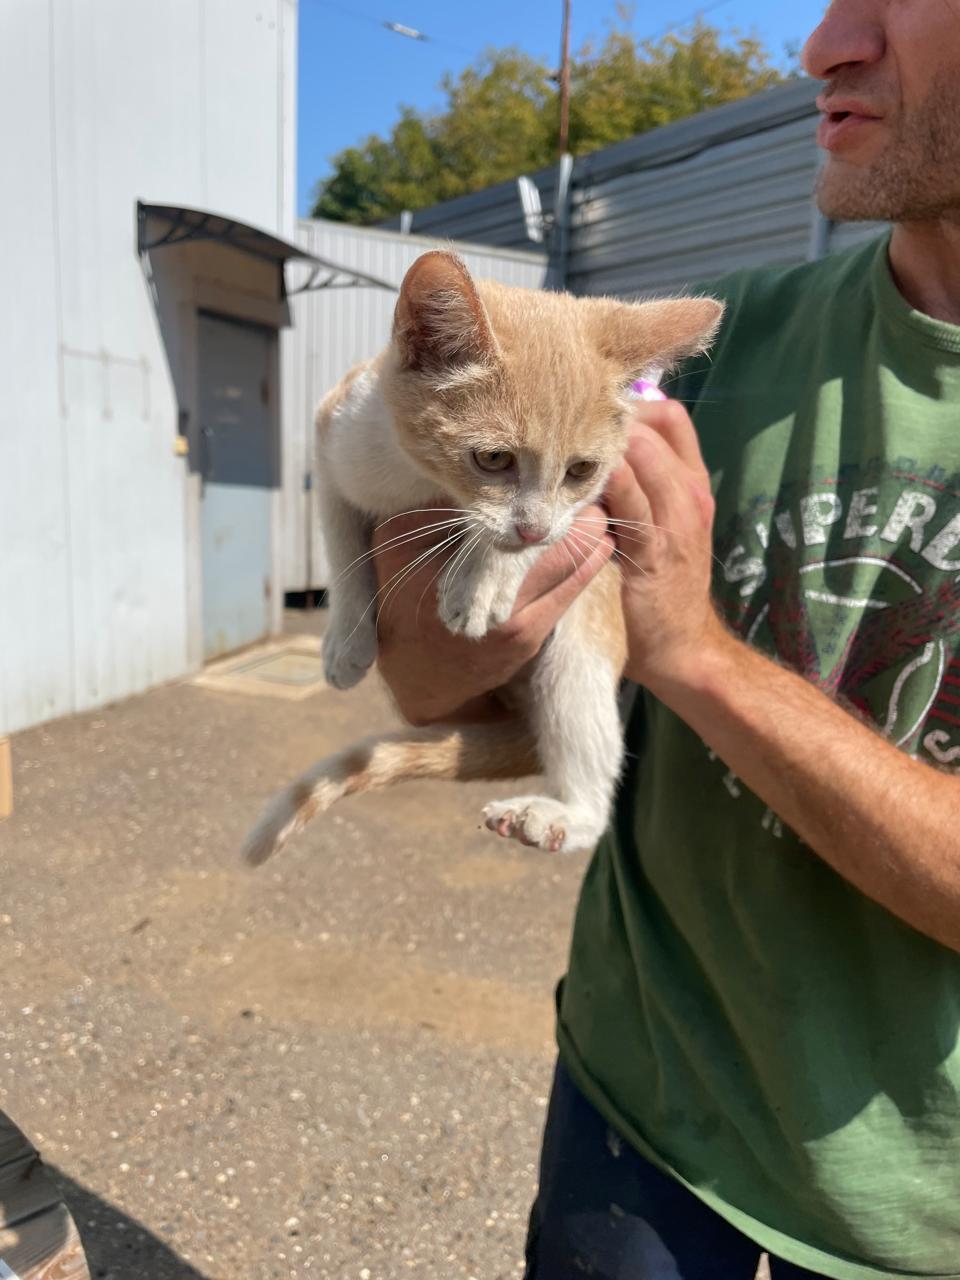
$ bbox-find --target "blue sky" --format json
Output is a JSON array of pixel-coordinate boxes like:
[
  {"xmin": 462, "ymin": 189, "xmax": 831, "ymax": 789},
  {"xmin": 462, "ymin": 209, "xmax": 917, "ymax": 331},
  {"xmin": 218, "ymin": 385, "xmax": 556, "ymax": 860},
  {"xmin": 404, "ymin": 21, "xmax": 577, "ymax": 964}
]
[{"xmin": 297, "ymin": 0, "xmax": 829, "ymax": 215}]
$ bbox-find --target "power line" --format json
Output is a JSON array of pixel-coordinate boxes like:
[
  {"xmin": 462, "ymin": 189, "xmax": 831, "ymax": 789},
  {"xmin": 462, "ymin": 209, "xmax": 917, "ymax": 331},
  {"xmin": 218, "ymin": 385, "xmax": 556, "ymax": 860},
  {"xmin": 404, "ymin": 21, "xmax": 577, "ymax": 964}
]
[{"xmin": 646, "ymin": 0, "xmax": 737, "ymax": 42}]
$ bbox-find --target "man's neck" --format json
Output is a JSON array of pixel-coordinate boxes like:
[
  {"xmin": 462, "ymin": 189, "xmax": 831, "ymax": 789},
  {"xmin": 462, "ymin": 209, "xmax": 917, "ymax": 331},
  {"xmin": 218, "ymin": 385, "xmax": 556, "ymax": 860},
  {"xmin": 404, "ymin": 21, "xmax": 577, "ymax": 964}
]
[{"xmin": 888, "ymin": 220, "xmax": 960, "ymax": 325}]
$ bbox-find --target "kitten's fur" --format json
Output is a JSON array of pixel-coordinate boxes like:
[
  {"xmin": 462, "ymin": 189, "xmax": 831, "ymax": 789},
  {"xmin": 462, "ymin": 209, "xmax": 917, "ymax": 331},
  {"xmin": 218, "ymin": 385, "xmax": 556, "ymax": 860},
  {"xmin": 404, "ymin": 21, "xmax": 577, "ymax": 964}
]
[{"xmin": 242, "ymin": 252, "xmax": 721, "ymax": 865}]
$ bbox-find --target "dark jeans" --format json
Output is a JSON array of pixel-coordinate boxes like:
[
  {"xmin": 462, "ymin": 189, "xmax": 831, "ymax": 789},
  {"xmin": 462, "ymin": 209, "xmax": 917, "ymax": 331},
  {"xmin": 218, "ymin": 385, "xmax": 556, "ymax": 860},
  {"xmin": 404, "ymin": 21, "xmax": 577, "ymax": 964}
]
[{"xmin": 525, "ymin": 1061, "xmax": 826, "ymax": 1280}]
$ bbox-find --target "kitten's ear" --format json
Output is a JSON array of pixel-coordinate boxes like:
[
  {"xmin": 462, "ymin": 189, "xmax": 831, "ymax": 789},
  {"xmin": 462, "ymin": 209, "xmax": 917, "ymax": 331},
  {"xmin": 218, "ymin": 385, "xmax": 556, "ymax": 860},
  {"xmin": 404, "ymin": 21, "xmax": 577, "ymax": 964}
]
[
  {"xmin": 587, "ymin": 295, "xmax": 724, "ymax": 378},
  {"xmin": 393, "ymin": 251, "xmax": 500, "ymax": 372}
]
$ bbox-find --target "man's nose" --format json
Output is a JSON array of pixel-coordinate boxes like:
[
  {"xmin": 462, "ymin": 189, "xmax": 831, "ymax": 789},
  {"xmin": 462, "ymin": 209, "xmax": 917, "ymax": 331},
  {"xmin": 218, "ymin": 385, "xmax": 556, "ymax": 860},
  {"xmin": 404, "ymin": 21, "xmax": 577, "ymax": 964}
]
[{"xmin": 801, "ymin": 0, "xmax": 885, "ymax": 80}]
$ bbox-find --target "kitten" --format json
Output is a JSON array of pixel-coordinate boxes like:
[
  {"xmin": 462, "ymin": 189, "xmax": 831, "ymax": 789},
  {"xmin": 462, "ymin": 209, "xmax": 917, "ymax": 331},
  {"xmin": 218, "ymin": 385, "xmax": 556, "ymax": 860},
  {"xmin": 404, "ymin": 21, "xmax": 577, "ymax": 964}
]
[{"xmin": 241, "ymin": 251, "xmax": 721, "ymax": 865}]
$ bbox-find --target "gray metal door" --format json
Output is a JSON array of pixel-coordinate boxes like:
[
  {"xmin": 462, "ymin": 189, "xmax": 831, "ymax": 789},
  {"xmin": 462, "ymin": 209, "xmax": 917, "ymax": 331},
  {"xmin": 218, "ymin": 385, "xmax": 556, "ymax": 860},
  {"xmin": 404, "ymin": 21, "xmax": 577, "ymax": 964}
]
[{"xmin": 198, "ymin": 314, "xmax": 275, "ymax": 660}]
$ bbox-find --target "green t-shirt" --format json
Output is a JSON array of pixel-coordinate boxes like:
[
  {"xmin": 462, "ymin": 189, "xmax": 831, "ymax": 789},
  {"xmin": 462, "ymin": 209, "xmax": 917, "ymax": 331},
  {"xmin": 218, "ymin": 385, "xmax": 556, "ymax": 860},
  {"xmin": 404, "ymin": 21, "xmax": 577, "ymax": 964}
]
[{"xmin": 558, "ymin": 235, "xmax": 960, "ymax": 1279}]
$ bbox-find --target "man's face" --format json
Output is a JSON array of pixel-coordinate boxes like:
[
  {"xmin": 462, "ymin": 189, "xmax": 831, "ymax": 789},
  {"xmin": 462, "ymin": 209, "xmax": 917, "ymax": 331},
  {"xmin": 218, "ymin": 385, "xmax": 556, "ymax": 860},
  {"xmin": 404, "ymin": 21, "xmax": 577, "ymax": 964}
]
[{"xmin": 802, "ymin": 0, "xmax": 960, "ymax": 222}]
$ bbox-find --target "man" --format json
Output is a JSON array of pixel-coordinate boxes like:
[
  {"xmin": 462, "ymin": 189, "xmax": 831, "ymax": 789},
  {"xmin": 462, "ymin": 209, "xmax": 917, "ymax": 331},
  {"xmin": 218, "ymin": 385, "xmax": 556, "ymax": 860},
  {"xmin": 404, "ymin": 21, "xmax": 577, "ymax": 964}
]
[{"xmin": 373, "ymin": 0, "xmax": 960, "ymax": 1275}]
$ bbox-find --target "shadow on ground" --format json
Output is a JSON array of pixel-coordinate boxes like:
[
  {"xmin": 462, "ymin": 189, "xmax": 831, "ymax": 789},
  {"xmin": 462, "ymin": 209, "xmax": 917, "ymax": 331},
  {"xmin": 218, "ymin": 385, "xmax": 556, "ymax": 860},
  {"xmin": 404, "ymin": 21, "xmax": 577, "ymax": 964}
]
[{"xmin": 50, "ymin": 1166, "xmax": 213, "ymax": 1280}]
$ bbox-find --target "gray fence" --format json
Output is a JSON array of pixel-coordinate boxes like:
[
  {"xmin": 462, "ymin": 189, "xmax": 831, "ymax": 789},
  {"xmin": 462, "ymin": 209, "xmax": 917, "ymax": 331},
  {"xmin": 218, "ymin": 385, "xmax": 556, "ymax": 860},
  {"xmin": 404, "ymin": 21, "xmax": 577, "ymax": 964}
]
[{"xmin": 384, "ymin": 79, "xmax": 884, "ymax": 297}]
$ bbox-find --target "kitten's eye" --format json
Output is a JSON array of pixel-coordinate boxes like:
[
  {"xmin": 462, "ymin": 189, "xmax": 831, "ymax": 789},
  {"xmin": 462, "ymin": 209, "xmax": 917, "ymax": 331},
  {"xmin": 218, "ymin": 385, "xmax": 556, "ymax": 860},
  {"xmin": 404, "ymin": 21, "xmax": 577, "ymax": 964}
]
[
  {"xmin": 567, "ymin": 459, "xmax": 598, "ymax": 480},
  {"xmin": 473, "ymin": 449, "xmax": 515, "ymax": 473}
]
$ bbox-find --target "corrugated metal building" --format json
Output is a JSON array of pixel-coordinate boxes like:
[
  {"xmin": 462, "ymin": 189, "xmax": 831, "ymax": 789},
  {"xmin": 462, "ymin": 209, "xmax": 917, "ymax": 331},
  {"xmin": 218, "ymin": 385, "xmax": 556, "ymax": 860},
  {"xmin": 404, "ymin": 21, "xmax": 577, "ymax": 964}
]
[
  {"xmin": 282, "ymin": 222, "xmax": 548, "ymax": 592},
  {"xmin": 1, "ymin": 0, "xmax": 300, "ymax": 734},
  {"xmin": 385, "ymin": 79, "xmax": 885, "ymax": 297}
]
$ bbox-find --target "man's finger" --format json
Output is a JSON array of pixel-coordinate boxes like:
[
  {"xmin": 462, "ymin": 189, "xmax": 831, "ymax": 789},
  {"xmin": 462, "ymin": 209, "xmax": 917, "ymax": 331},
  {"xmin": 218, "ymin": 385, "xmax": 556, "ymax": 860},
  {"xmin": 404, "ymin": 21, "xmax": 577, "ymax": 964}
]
[
  {"xmin": 630, "ymin": 399, "xmax": 709, "ymax": 483},
  {"xmin": 605, "ymin": 450, "xmax": 655, "ymax": 527},
  {"xmin": 617, "ymin": 428, "xmax": 691, "ymax": 534}
]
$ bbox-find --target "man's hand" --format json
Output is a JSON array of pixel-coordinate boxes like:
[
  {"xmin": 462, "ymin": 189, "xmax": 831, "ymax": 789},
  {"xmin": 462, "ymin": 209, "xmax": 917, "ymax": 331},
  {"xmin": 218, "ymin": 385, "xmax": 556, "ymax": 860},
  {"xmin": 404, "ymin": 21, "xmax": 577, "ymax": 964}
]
[
  {"xmin": 606, "ymin": 400, "xmax": 731, "ymax": 693},
  {"xmin": 373, "ymin": 506, "xmax": 614, "ymax": 724}
]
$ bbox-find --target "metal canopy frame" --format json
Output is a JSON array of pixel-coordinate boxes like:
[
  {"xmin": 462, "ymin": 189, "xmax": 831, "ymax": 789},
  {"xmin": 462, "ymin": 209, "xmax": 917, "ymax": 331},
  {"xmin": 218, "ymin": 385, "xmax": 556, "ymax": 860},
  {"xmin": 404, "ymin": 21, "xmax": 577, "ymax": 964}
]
[
  {"xmin": 136, "ymin": 201, "xmax": 397, "ymax": 293},
  {"xmin": 286, "ymin": 259, "xmax": 397, "ymax": 295}
]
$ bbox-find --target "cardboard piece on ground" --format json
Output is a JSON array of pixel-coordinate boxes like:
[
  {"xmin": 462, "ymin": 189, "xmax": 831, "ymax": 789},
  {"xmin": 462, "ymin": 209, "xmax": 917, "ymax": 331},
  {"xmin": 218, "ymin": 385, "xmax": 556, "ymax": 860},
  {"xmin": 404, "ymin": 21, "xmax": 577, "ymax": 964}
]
[{"xmin": 0, "ymin": 739, "xmax": 10, "ymax": 820}]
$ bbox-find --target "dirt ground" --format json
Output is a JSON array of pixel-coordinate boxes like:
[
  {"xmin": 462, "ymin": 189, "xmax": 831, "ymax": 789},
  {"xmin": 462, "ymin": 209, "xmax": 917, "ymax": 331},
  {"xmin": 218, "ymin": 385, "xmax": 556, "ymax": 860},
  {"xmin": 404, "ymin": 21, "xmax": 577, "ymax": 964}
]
[{"xmin": 0, "ymin": 609, "xmax": 590, "ymax": 1279}]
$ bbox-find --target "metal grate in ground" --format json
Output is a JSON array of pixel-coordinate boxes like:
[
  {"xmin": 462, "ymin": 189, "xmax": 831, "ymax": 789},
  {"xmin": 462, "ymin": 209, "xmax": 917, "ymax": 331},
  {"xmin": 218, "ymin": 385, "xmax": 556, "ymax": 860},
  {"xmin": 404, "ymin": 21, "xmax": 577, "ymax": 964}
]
[{"xmin": 191, "ymin": 636, "xmax": 327, "ymax": 700}]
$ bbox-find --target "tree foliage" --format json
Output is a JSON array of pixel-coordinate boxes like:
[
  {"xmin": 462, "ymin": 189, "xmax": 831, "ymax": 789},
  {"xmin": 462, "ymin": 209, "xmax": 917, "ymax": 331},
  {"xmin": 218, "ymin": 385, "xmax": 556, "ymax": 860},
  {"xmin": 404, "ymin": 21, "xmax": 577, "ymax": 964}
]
[{"xmin": 310, "ymin": 19, "xmax": 786, "ymax": 224}]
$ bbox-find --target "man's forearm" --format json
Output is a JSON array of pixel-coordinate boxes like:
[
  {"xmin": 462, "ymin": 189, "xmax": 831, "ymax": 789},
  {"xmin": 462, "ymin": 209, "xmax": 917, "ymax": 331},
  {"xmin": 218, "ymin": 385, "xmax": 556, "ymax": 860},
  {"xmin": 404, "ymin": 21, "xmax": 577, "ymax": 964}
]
[{"xmin": 653, "ymin": 627, "xmax": 960, "ymax": 952}]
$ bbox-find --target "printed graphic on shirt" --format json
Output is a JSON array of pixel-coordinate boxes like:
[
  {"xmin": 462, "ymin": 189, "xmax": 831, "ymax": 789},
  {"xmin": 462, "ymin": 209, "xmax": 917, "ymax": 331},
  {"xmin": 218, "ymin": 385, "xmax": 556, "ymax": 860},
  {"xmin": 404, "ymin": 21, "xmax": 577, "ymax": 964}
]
[{"xmin": 714, "ymin": 459, "xmax": 960, "ymax": 776}]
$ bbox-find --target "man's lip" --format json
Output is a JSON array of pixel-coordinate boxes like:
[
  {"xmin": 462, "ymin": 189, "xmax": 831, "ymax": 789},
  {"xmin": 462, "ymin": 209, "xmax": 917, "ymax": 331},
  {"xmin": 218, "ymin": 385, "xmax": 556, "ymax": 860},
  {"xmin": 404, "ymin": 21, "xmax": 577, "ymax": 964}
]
[
  {"xmin": 817, "ymin": 111, "xmax": 881, "ymax": 151},
  {"xmin": 816, "ymin": 94, "xmax": 882, "ymax": 120}
]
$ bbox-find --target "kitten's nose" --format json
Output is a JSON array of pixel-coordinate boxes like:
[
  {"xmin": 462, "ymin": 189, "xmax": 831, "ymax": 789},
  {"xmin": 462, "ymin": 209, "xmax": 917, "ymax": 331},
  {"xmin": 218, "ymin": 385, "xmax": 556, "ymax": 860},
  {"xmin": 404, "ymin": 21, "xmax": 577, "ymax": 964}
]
[{"xmin": 515, "ymin": 522, "xmax": 548, "ymax": 544}]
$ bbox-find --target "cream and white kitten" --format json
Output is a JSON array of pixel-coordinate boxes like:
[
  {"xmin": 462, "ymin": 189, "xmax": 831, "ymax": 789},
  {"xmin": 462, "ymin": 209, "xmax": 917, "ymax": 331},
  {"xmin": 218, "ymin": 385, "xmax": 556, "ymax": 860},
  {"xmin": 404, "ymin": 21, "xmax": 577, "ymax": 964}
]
[{"xmin": 242, "ymin": 251, "xmax": 721, "ymax": 865}]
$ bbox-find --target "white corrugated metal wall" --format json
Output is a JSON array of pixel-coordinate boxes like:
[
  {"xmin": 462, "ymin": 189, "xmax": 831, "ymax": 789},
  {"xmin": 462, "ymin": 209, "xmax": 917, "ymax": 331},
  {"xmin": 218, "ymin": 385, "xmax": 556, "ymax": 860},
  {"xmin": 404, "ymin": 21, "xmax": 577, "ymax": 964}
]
[
  {"xmin": 281, "ymin": 222, "xmax": 548, "ymax": 590},
  {"xmin": 0, "ymin": 0, "xmax": 297, "ymax": 734}
]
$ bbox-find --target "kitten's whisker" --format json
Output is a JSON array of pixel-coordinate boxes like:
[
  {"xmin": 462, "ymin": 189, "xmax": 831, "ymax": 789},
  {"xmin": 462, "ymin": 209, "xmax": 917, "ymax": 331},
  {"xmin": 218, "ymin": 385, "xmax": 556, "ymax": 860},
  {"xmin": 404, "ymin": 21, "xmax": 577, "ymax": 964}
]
[
  {"xmin": 578, "ymin": 516, "xmax": 726, "ymax": 570},
  {"xmin": 610, "ymin": 547, "xmax": 651, "ymax": 577},
  {"xmin": 351, "ymin": 532, "xmax": 467, "ymax": 643},
  {"xmin": 567, "ymin": 529, "xmax": 651, "ymax": 580},
  {"xmin": 331, "ymin": 518, "xmax": 470, "ymax": 588},
  {"xmin": 379, "ymin": 519, "xmax": 484, "ymax": 625},
  {"xmin": 558, "ymin": 536, "xmax": 583, "ymax": 578},
  {"xmin": 579, "ymin": 517, "xmax": 660, "ymax": 535},
  {"xmin": 440, "ymin": 529, "xmax": 484, "ymax": 596},
  {"xmin": 590, "ymin": 530, "xmax": 652, "ymax": 548},
  {"xmin": 416, "ymin": 560, "xmax": 448, "ymax": 625},
  {"xmin": 375, "ymin": 508, "xmax": 468, "ymax": 530},
  {"xmin": 413, "ymin": 525, "xmax": 487, "ymax": 624},
  {"xmin": 376, "ymin": 548, "xmax": 451, "ymax": 628},
  {"xmin": 416, "ymin": 549, "xmax": 460, "ymax": 624},
  {"xmin": 374, "ymin": 537, "xmax": 461, "ymax": 627}
]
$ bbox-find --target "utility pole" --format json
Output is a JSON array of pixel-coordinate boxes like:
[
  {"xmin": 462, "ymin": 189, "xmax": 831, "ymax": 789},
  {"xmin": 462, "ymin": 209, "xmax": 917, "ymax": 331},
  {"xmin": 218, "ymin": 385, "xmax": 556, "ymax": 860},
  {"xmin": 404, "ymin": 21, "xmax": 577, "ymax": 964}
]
[{"xmin": 558, "ymin": 0, "xmax": 571, "ymax": 157}]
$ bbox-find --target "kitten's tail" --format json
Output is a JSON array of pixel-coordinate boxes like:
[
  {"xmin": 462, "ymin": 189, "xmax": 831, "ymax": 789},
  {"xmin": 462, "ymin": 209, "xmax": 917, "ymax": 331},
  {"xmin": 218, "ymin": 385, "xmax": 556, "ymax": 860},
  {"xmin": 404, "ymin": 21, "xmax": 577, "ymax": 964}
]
[{"xmin": 240, "ymin": 718, "xmax": 538, "ymax": 867}]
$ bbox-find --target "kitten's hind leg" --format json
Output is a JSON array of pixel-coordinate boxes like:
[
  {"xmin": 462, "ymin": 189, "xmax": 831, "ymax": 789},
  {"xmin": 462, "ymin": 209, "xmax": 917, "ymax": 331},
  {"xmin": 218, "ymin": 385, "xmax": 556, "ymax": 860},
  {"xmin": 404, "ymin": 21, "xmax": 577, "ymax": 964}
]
[
  {"xmin": 318, "ymin": 476, "xmax": 378, "ymax": 690},
  {"xmin": 483, "ymin": 576, "xmax": 625, "ymax": 854}
]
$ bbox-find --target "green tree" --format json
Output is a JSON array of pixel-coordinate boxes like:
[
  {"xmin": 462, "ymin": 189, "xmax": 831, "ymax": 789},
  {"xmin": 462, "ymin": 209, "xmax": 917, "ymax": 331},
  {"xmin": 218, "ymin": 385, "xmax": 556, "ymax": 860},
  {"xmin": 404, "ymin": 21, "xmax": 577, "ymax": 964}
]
[
  {"xmin": 310, "ymin": 19, "xmax": 787, "ymax": 225},
  {"xmin": 567, "ymin": 21, "xmax": 785, "ymax": 154}
]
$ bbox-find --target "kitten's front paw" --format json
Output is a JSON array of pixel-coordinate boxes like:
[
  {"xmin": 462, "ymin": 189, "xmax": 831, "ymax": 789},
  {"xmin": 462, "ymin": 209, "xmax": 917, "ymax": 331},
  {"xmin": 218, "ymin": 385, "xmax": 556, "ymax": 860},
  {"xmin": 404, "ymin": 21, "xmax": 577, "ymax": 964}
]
[
  {"xmin": 437, "ymin": 578, "xmax": 488, "ymax": 639},
  {"xmin": 482, "ymin": 796, "xmax": 606, "ymax": 854},
  {"xmin": 437, "ymin": 574, "xmax": 516, "ymax": 640},
  {"xmin": 322, "ymin": 616, "xmax": 377, "ymax": 690}
]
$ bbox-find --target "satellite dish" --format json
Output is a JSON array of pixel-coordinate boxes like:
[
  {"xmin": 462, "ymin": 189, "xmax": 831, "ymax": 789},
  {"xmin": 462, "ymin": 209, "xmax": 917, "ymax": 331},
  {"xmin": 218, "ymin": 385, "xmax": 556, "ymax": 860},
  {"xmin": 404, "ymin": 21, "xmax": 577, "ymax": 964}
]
[{"xmin": 516, "ymin": 175, "xmax": 545, "ymax": 244}]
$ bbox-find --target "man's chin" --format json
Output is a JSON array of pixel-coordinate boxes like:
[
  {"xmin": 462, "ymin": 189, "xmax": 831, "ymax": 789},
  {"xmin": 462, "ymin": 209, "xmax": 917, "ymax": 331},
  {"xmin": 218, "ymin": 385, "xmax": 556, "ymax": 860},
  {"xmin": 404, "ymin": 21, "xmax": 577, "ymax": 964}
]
[{"xmin": 815, "ymin": 164, "xmax": 889, "ymax": 223}]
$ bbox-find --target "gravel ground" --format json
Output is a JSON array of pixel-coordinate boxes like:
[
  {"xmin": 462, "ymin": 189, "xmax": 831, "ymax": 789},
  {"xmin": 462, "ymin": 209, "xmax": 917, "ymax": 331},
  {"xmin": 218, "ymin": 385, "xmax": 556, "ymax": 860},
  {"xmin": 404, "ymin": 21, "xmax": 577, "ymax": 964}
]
[{"xmin": 0, "ymin": 609, "xmax": 589, "ymax": 1279}]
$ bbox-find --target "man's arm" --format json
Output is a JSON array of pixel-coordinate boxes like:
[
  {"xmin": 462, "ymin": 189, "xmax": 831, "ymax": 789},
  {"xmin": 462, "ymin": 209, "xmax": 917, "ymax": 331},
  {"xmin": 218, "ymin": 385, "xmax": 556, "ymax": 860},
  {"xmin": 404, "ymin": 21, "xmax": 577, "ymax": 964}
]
[{"xmin": 608, "ymin": 401, "xmax": 960, "ymax": 953}]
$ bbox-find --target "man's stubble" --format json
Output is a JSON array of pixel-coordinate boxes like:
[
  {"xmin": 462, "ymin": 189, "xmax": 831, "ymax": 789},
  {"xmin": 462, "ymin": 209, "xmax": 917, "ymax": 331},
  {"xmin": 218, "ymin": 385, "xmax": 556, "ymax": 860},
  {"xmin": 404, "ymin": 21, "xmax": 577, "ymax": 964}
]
[{"xmin": 817, "ymin": 68, "xmax": 960, "ymax": 225}]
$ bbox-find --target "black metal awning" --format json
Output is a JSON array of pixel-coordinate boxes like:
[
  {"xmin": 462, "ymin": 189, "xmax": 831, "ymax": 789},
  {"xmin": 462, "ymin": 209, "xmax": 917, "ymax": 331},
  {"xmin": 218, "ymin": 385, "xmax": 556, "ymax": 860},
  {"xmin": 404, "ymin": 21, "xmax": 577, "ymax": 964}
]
[{"xmin": 136, "ymin": 202, "xmax": 396, "ymax": 293}]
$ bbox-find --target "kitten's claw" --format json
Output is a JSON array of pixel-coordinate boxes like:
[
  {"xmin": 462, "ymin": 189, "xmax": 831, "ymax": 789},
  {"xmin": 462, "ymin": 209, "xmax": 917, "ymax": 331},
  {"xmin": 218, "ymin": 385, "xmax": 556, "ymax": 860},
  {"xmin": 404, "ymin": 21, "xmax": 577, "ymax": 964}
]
[
  {"xmin": 482, "ymin": 797, "xmax": 605, "ymax": 854},
  {"xmin": 322, "ymin": 619, "xmax": 377, "ymax": 690}
]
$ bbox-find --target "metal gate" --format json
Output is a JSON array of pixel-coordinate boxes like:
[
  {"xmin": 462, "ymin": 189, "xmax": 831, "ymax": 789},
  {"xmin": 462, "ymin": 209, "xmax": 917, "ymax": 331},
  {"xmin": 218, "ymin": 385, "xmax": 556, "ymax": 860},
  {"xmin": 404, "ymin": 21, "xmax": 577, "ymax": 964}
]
[{"xmin": 198, "ymin": 313, "xmax": 276, "ymax": 659}]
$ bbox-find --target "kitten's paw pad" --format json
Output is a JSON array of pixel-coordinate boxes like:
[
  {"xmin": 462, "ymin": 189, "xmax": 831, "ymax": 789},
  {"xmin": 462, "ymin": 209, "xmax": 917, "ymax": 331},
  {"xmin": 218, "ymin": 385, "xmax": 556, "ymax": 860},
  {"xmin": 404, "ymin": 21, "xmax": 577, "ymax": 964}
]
[
  {"xmin": 322, "ymin": 621, "xmax": 376, "ymax": 690},
  {"xmin": 483, "ymin": 797, "xmax": 605, "ymax": 854}
]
